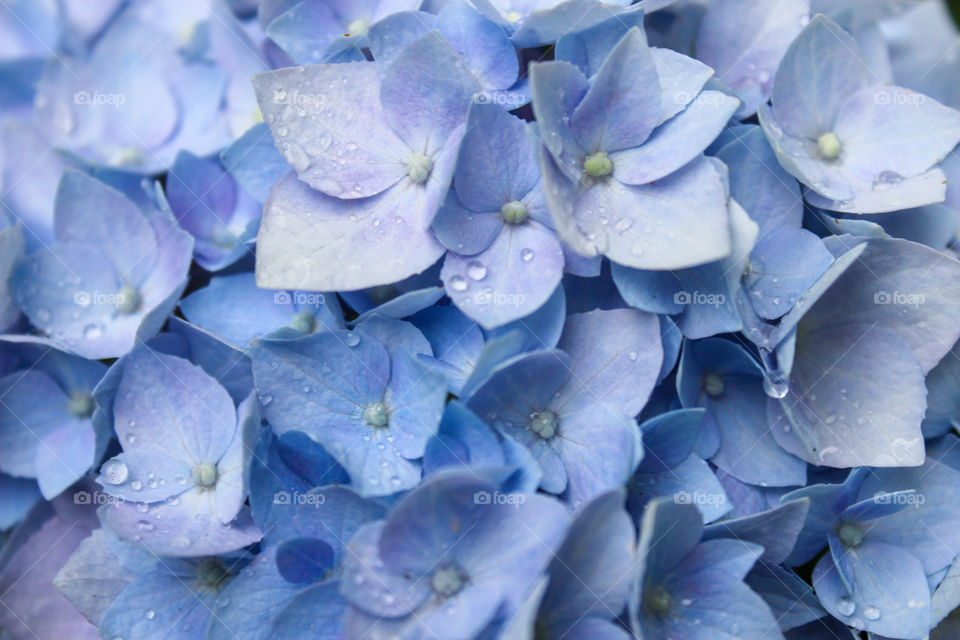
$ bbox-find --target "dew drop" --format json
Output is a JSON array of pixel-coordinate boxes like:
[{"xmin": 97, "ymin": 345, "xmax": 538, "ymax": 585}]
[
  {"xmin": 344, "ymin": 332, "xmax": 360, "ymax": 347},
  {"xmin": 144, "ymin": 610, "xmax": 155, "ymax": 620},
  {"xmin": 863, "ymin": 606, "xmax": 880, "ymax": 620},
  {"xmin": 83, "ymin": 324, "xmax": 103, "ymax": 340},
  {"xmin": 520, "ymin": 248, "xmax": 534, "ymax": 262},
  {"xmin": 466, "ymin": 261, "xmax": 487, "ymax": 281},
  {"xmin": 131, "ymin": 480, "xmax": 143, "ymax": 491},
  {"xmin": 836, "ymin": 596, "xmax": 855, "ymax": 617},
  {"xmin": 448, "ymin": 275, "xmax": 468, "ymax": 291},
  {"xmin": 101, "ymin": 460, "xmax": 129, "ymax": 485}
]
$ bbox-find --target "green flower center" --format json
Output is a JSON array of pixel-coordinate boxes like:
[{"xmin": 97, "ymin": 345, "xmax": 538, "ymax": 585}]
[
  {"xmin": 837, "ymin": 522, "xmax": 865, "ymax": 548},
  {"xmin": 192, "ymin": 462, "xmax": 218, "ymax": 489},
  {"xmin": 407, "ymin": 153, "xmax": 433, "ymax": 184},
  {"xmin": 68, "ymin": 392, "xmax": 95, "ymax": 418},
  {"xmin": 115, "ymin": 285, "xmax": 141, "ymax": 315},
  {"xmin": 501, "ymin": 200, "xmax": 529, "ymax": 225},
  {"xmin": 583, "ymin": 152, "xmax": 613, "ymax": 177},
  {"xmin": 363, "ymin": 402, "xmax": 389, "ymax": 427},
  {"xmin": 817, "ymin": 132, "xmax": 842, "ymax": 160},
  {"xmin": 644, "ymin": 586, "xmax": 673, "ymax": 617},
  {"xmin": 290, "ymin": 310, "xmax": 315, "ymax": 334},
  {"xmin": 703, "ymin": 373, "xmax": 724, "ymax": 397},
  {"xmin": 431, "ymin": 566, "xmax": 465, "ymax": 597},
  {"xmin": 529, "ymin": 411, "xmax": 558, "ymax": 439}
]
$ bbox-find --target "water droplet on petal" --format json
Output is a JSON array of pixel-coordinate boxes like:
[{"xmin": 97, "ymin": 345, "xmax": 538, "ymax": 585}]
[
  {"xmin": 863, "ymin": 606, "xmax": 880, "ymax": 620},
  {"xmin": 344, "ymin": 332, "xmax": 360, "ymax": 347},
  {"xmin": 83, "ymin": 324, "xmax": 103, "ymax": 340},
  {"xmin": 448, "ymin": 275, "xmax": 468, "ymax": 292},
  {"xmin": 101, "ymin": 460, "xmax": 129, "ymax": 485},
  {"xmin": 520, "ymin": 248, "xmax": 534, "ymax": 262},
  {"xmin": 466, "ymin": 260, "xmax": 487, "ymax": 281},
  {"xmin": 836, "ymin": 597, "xmax": 855, "ymax": 617}
]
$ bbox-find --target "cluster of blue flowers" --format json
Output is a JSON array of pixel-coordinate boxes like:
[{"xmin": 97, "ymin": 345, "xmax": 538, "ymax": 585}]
[{"xmin": 3, "ymin": 1, "xmax": 960, "ymax": 639}]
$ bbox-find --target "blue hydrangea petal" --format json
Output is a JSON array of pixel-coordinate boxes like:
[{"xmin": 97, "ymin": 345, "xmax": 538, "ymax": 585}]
[
  {"xmin": 340, "ymin": 520, "xmax": 433, "ymax": 617},
  {"xmin": 180, "ymin": 273, "xmax": 340, "ymax": 348},
  {"xmin": 411, "ymin": 306, "xmax": 484, "ymax": 396},
  {"xmin": 0, "ymin": 473, "xmax": 40, "ymax": 530},
  {"xmin": 368, "ymin": 11, "xmax": 435, "ymax": 68},
  {"xmin": 554, "ymin": 5, "xmax": 647, "ymax": 77},
  {"xmin": 560, "ymin": 156, "xmax": 732, "ymax": 272},
  {"xmin": 711, "ymin": 124, "xmax": 804, "ymax": 235},
  {"xmin": 634, "ymin": 498, "xmax": 703, "ymax": 585},
  {"xmin": 678, "ymin": 339, "xmax": 807, "ymax": 486},
  {"xmin": 99, "ymin": 561, "xmax": 220, "ymax": 640},
  {"xmin": 555, "ymin": 308, "xmax": 662, "ymax": 418},
  {"xmin": 771, "ymin": 324, "xmax": 926, "ymax": 467},
  {"xmin": 570, "ymin": 28, "xmax": 660, "ymax": 154},
  {"xmin": 530, "ymin": 61, "xmax": 590, "ymax": 182},
  {"xmin": 921, "ymin": 339, "xmax": 960, "ymax": 438},
  {"xmin": 794, "ymin": 238, "xmax": 960, "ymax": 373},
  {"xmin": 540, "ymin": 490, "xmax": 633, "ymax": 629},
  {"xmin": 435, "ymin": 0, "xmax": 519, "ymax": 91},
  {"xmin": 382, "ymin": 349, "xmax": 447, "ymax": 459},
  {"xmin": 856, "ymin": 437, "xmax": 960, "ymax": 574},
  {"xmin": 510, "ymin": 0, "xmax": 632, "ymax": 48},
  {"xmin": 610, "ymin": 91, "xmax": 739, "ymax": 185},
  {"xmin": 423, "ymin": 401, "xmax": 506, "ymax": 474},
  {"xmin": 636, "ymin": 409, "xmax": 703, "ymax": 473},
  {"xmin": 276, "ymin": 537, "xmax": 336, "ymax": 584},
  {"xmin": 167, "ymin": 151, "xmax": 260, "ymax": 272},
  {"xmin": 98, "ymin": 491, "xmax": 262, "ymax": 557},
  {"xmin": 833, "ymin": 86, "xmax": 960, "ymax": 180},
  {"xmin": 744, "ymin": 562, "xmax": 825, "ymax": 632},
  {"xmin": 631, "ymin": 455, "xmax": 731, "ymax": 523},
  {"xmin": 771, "ymin": 14, "xmax": 873, "ymax": 139},
  {"xmin": 379, "ymin": 31, "xmax": 481, "ymax": 156},
  {"xmin": 813, "ymin": 541, "xmax": 929, "ymax": 639},
  {"xmin": 485, "ymin": 282, "xmax": 567, "ymax": 351},
  {"xmin": 0, "ymin": 369, "xmax": 73, "ymax": 478},
  {"xmin": 97, "ymin": 449, "xmax": 190, "ymax": 504},
  {"xmin": 650, "ymin": 47, "xmax": 715, "ymax": 124},
  {"xmin": 744, "ymin": 228, "xmax": 833, "ymax": 320},
  {"xmin": 271, "ymin": 581, "xmax": 347, "ymax": 639},
  {"xmin": 432, "ymin": 191, "xmax": 506, "ymax": 255},
  {"xmin": 649, "ymin": 540, "xmax": 779, "ymax": 640},
  {"xmin": 220, "ymin": 123, "xmax": 292, "ymax": 203},
  {"xmin": 114, "ymin": 348, "xmax": 238, "ymax": 466},
  {"xmin": 255, "ymin": 171, "xmax": 446, "ymax": 292},
  {"xmin": 252, "ymin": 62, "xmax": 408, "ymax": 199},
  {"xmin": 695, "ymin": 0, "xmax": 810, "ymax": 118},
  {"xmin": 703, "ymin": 500, "xmax": 810, "ymax": 564},
  {"xmin": 55, "ymin": 169, "xmax": 159, "ymax": 283},
  {"xmin": 467, "ymin": 349, "xmax": 572, "ymax": 428},
  {"xmin": 207, "ymin": 546, "xmax": 300, "ymax": 640},
  {"xmin": 264, "ymin": 0, "xmax": 353, "ymax": 64},
  {"xmin": 442, "ymin": 222, "xmax": 564, "ymax": 329},
  {"xmin": 454, "ymin": 103, "xmax": 540, "ymax": 214}
]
